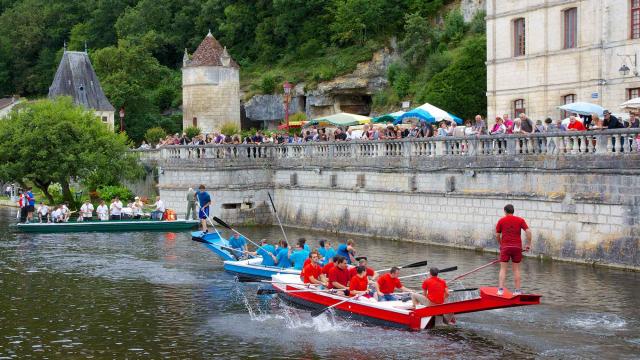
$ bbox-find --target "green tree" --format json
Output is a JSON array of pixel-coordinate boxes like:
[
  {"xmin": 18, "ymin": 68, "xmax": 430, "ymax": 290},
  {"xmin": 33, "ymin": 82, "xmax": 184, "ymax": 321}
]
[
  {"xmin": 0, "ymin": 97, "xmax": 143, "ymax": 206},
  {"xmin": 416, "ymin": 35, "xmax": 487, "ymax": 121},
  {"xmin": 400, "ymin": 12, "xmax": 435, "ymax": 66}
]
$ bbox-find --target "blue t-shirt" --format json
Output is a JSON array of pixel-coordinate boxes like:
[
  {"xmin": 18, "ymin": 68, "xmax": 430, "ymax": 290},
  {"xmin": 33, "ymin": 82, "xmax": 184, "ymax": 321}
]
[
  {"xmin": 319, "ymin": 247, "xmax": 336, "ymax": 265},
  {"xmin": 289, "ymin": 249, "xmax": 310, "ymax": 270},
  {"xmin": 275, "ymin": 248, "xmax": 292, "ymax": 268},
  {"xmin": 229, "ymin": 236, "xmax": 246, "ymax": 250},
  {"xmin": 27, "ymin": 191, "xmax": 35, "ymax": 206},
  {"xmin": 303, "ymin": 244, "xmax": 310, "ymax": 252},
  {"xmin": 337, "ymin": 244, "xmax": 351, "ymax": 264},
  {"xmin": 257, "ymin": 244, "xmax": 276, "ymax": 267},
  {"xmin": 197, "ymin": 191, "xmax": 211, "ymax": 207}
]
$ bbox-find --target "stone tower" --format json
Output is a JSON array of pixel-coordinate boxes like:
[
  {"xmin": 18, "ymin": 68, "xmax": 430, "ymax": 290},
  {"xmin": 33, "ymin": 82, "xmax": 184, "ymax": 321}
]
[{"xmin": 182, "ymin": 31, "xmax": 240, "ymax": 133}]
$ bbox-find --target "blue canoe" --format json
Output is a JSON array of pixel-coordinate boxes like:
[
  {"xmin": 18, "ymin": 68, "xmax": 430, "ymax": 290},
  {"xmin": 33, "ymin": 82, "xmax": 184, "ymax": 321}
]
[{"xmin": 191, "ymin": 231, "xmax": 301, "ymax": 280}]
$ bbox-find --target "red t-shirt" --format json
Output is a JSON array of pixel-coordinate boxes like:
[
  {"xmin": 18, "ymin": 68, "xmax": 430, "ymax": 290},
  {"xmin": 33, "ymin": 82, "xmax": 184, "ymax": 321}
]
[
  {"xmin": 328, "ymin": 266, "xmax": 350, "ymax": 289},
  {"xmin": 377, "ymin": 273, "xmax": 403, "ymax": 294},
  {"xmin": 322, "ymin": 262, "xmax": 335, "ymax": 276},
  {"xmin": 496, "ymin": 215, "xmax": 529, "ymax": 249},
  {"xmin": 349, "ymin": 274, "xmax": 369, "ymax": 293},
  {"xmin": 348, "ymin": 266, "xmax": 375, "ymax": 279},
  {"xmin": 568, "ymin": 121, "xmax": 586, "ymax": 131},
  {"xmin": 422, "ymin": 276, "xmax": 448, "ymax": 304},
  {"xmin": 302, "ymin": 263, "xmax": 322, "ymax": 284},
  {"xmin": 303, "ymin": 258, "xmax": 312, "ymax": 268}
]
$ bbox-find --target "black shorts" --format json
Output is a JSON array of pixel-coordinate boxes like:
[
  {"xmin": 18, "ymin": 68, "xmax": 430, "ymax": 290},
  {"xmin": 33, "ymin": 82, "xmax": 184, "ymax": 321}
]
[{"xmin": 26, "ymin": 205, "xmax": 35, "ymax": 212}]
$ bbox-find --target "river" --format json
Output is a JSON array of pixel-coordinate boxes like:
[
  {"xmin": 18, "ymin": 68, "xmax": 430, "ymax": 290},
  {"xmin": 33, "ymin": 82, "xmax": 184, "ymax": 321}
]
[{"xmin": 0, "ymin": 207, "xmax": 638, "ymax": 359}]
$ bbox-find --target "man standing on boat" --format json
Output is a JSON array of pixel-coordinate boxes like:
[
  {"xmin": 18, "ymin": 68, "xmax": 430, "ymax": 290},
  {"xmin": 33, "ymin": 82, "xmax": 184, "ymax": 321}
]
[
  {"xmin": 79, "ymin": 199, "xmax": 94, "ymax": 221},
  {"xmin": 185, "ymin": 188, "xmax": 197, "ymax": 220},
  {"xmin": 96, "ymin": 200, "xmax": 109, "ymax": 221},
  {"xmin": 495, "ymin": 204, "xmax": 532, "ymax": 296},
  {"xmin": 110, "ymin": 197, "xmax": 123, "ymax": 220},
  {"xmin": 196, "ymin": 184, "xmax": 211, "ymax": 232},
  {"xmin": 25, "ymin": 187, "xmax": 35, "ymax": 222},
  {"xmin": 337, "ymin": 239, "xmax": 356, "ymax": 264}
]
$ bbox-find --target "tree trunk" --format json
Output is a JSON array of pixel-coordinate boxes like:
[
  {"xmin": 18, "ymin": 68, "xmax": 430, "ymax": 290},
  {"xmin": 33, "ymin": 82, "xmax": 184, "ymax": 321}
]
[
  {"xmin": 60, "ymin": 178, "xmax": 76, "ymax": 209},
  {"xmin": 33, "ymin": 179, "xmax": 54, "ymax": 204}
]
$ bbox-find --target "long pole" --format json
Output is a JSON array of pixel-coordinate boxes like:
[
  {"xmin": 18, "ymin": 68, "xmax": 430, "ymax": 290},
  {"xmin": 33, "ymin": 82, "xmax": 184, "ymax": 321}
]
[
  {"xmin": 267, "ymin": 192, "xmax": 288, "ymax": 244},
  {"xmin": 284, "ymin": 96, "xmax": 290, "ymax": 129}
]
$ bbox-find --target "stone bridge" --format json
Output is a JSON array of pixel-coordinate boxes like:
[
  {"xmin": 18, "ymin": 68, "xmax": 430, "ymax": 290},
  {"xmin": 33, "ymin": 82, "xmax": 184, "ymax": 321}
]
[{"xmin": 134, "ymin": 129, "xmax": 640, "ymax": 269}]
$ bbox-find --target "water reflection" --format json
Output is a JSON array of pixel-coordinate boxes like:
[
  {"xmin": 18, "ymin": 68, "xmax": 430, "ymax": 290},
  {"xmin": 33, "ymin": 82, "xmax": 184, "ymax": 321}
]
[{"xmin": 0, "ymin": 207, "xmax": 638, "ymax": 359}]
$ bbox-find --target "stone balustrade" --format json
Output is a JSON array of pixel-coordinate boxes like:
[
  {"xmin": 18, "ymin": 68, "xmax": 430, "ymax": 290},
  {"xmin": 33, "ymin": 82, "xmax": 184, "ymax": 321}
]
[{"xmin": 132, "ymin": 129, "xmax": 640, "ymax": 164}]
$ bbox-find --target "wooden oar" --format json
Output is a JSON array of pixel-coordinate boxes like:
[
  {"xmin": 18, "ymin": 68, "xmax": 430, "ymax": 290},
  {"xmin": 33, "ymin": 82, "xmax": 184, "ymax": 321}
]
[
  {"xmin": 452, "ymin": 260, "xmax": 500, "ymax": 281},
  {"xmin": 450, "ymin": 287, "xmax": 478, "ymax": 293},
  {"xmin": 267, "ymin": 192, "xmax": 288, "ymax": 244},
  {"xmin": 311, "ymin": 295, "xmax": 360, "ymax": 318},
  {"xmin": 398, "ymin": 266, "xmax": 458, "ymax": 280},
  {"xmin": 377, "ymin": 260, "xmax": 429, "ymax": 273},
  {"xmin": 257, "ymin": 288, "xmax": 335, "ymax": 295}
]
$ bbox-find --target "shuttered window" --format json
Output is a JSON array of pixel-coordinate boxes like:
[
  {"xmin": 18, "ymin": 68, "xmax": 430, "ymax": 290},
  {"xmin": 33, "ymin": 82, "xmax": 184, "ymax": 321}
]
[
  {"xmin": 514, "ymin": 18, "xmax": 526, "ymax": 57},
  {"xmin": 632, "ymin": 0, "xmax": 640, "ymax": 39},
  {"xmin": 564, "ymin": 8, "xmax": 577, "ymax": 48}
]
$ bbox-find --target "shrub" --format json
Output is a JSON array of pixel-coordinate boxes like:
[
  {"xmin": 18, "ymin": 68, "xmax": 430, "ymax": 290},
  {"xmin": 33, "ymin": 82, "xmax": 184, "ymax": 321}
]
[
  {"xmin": 97, "ymin": 185, "xmax": 134, "ymax": 202},
  {"xmin": 220, "ymin": 122, "xmax": 240, "ymax": 136},
  {"xmin": 145, "ymin": 127, "xmax": 166, "ymax": 146},
  {"xmin": 259, "ymin": 73, "xmax": 277, "ymax": 94},
  {"xmin": 185, "ymin": 126, "xmax": 201, "ymax": 138},
  {"xmin": 288, "ymin": 112, "xmax": 307, "ymax": 123}
]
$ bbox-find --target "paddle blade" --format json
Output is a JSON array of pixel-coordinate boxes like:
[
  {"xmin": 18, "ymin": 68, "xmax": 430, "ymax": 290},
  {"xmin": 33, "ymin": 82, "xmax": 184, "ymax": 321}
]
[
  {"xmin": 191, "ymin": 237, "xmax": 211, "ymax": 245},
  {"xmin": 212, "ymin": 216, "xmax": 231, "ymax": 229},
  {"xmin": 310, "ymin": 308, "xmax": 328, "ymax": 318},
  {"xmin": 439, "ymin": 266, "xmax": 458, "ymax": 273},
  {"xmin": 451, "ymin": 288, "xmax": 478, "ymax": 293},
  {"xmin": 257, "ymin": 288, "xmax": 279, "ymax": 295},
  {"xmin": 402, "ymin": 260, "xmax": 428, "ymax": 269},
  {"xmin": 267, "ymin": 192, "xmax": 277, "ymax": 212}
]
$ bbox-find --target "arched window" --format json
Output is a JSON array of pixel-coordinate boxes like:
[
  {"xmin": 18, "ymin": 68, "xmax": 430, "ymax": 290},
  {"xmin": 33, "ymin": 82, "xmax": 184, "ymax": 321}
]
[
  {"xmin": 513, "ymin": 18, "xmax": 526, "ymax": 57},
  {"xmin": 561, "ymin": 94, "xmax": 576, "ymax": 118},
  {"xmin": 563, "ymin": 8, "xmax": 578, "ymax": 48},
  {"xmin": 513, "ymin": 99, "xmax": 526, "ymax": 119}
]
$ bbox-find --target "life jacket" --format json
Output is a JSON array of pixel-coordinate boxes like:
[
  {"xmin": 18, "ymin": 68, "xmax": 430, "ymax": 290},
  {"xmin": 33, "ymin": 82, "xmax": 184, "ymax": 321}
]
[{"xmin": 165, "ymin": 209, "xmax": 176, "ymax": 221}]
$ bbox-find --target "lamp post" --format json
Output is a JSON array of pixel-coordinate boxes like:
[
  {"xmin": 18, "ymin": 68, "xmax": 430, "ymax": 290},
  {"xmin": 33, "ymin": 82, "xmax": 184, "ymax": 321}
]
[
  {"xmin": 283, "ymin": 81, "xmax": 292, "ymax": 129},
  {"xmin": 119, "ymin": 107, "xmax": 125, "ymax": 132},
  {"xmin": 618, "ymin": 53, "xmax": 638, "ymax": 77}
]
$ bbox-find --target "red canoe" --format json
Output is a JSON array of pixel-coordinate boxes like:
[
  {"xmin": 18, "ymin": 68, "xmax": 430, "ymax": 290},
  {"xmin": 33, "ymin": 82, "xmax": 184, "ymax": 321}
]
[{"xmin": 270, "ymin": 274, "xmax": 541, "ymax": 330}]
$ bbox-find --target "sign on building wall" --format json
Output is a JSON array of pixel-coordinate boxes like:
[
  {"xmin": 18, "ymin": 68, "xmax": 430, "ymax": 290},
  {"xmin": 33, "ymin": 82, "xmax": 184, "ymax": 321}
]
[{"xmin": 591, "ymin": 93, "xmax": 599, "ymax": 99}]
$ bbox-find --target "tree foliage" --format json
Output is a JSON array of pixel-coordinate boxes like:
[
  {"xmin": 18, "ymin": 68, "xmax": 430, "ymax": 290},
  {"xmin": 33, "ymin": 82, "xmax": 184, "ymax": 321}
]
[{"xmin": 0, "ymin": 97, "xmax": 143, "ymax": 206}]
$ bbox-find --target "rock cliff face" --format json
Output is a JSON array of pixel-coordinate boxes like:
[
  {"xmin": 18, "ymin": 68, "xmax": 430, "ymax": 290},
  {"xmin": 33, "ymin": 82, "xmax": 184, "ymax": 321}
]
[
  {"xmin": 243, "ymin": 0, "xmax": 486, "ymax": 124},
  {"xmin": 243, "ymin": 47, "xmax": 396, "ymax": 124}
]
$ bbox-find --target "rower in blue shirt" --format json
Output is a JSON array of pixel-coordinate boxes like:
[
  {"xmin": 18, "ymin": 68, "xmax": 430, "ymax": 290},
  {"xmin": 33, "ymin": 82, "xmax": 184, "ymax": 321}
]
[
  {"xmin": 289, "ymin": 239, "xmax": 310, "ymax": 270},
  {"xmin": 337, "ymin": 239, "xmax": 356, "ymax": 264},
  {"xmin": 196, "ymin": 184, "xmax": 212, "ymax": 232},
  {"xmin": 298, "ymin": 237, "xmax": 311, "ymax": 252},
  {"xmin": 274, "ymin": 240, "xmax": 292, "ymax": 268},
  {"xmin": 318, "ymin": 240, "xmax": 337, "ymax": 265},
  {"xmin": 229, "ymin": 231, "xmax": 248, "ymax": 259},
  {"xmin": 249, "ymin": 239, "xmax": 276, "ymax": 266}
]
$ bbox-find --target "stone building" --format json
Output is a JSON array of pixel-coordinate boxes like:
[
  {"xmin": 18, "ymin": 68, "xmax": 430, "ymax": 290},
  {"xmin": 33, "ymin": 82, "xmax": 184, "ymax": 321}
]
[
  {"xmin": 486, "ymin": 0, "xmax": 640, "ymax": 123},
  {"xmin": 182, "ymin": 31, "xmax": 241, "ymax": 133},
  {"xmin": 48, "ymin": 50, "xmax": 115, "ymax": 128}
]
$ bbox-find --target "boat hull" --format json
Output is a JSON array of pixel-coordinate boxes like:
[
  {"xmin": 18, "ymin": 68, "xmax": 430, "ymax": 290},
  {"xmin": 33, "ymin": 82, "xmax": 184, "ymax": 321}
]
[
  {"xmin": 16, "ymin": 220, "xmax": 199, "ymax": 233},
  {"xmin": 223, "ymin": 258, "xmax": 300, "ymax": 281},
  {"xmin": 270, "ymin": 274, "xmax": 541, "ymax": 331}
]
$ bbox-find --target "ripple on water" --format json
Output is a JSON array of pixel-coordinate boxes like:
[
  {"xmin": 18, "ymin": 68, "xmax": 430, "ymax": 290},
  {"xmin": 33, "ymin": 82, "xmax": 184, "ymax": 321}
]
[{"xmin": 565, "ymin": 312, "xmax": 627, "ymax": 331}]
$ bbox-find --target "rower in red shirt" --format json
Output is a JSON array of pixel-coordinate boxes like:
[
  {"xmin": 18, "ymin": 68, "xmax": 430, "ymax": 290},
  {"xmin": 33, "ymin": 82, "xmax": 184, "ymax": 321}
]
[
  {"xmin": 411, "ymin": 267, "xmax": 449, "ymax": 307},
  {"xmin": 495, "ymin": 204, "xmax": 532, "ymax": 296},
  {"xmin": 322, "ymin": 256, "xmax": 337, "ymax": 277},
  {"xmin": 328, "ymin": 256, "xmax": 350, "ymax": 295},
  {"xmin": 348, "ymin": 265, "xmax": 372, "ymax": 297},
  {"xmin": 376, "ymin": 267, "xmax": 412, "ymax": 301},
  {"xmin": 348, "ymin": 257, "xmax": 378, "ymax": 281},
  {"xmin": 302, "ymin": 250, "xmax": 327, "ymax": 287}
]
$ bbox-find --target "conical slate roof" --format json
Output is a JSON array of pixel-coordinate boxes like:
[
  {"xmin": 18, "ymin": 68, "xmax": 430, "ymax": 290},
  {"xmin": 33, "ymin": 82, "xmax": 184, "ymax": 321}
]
[
  {"xmin": 186, "ymin": 32, "xmax": 238, "ymax": 68},
  {"xmin": 48, "ymin": 51, "xmax": 115, "ymax": 112}
]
